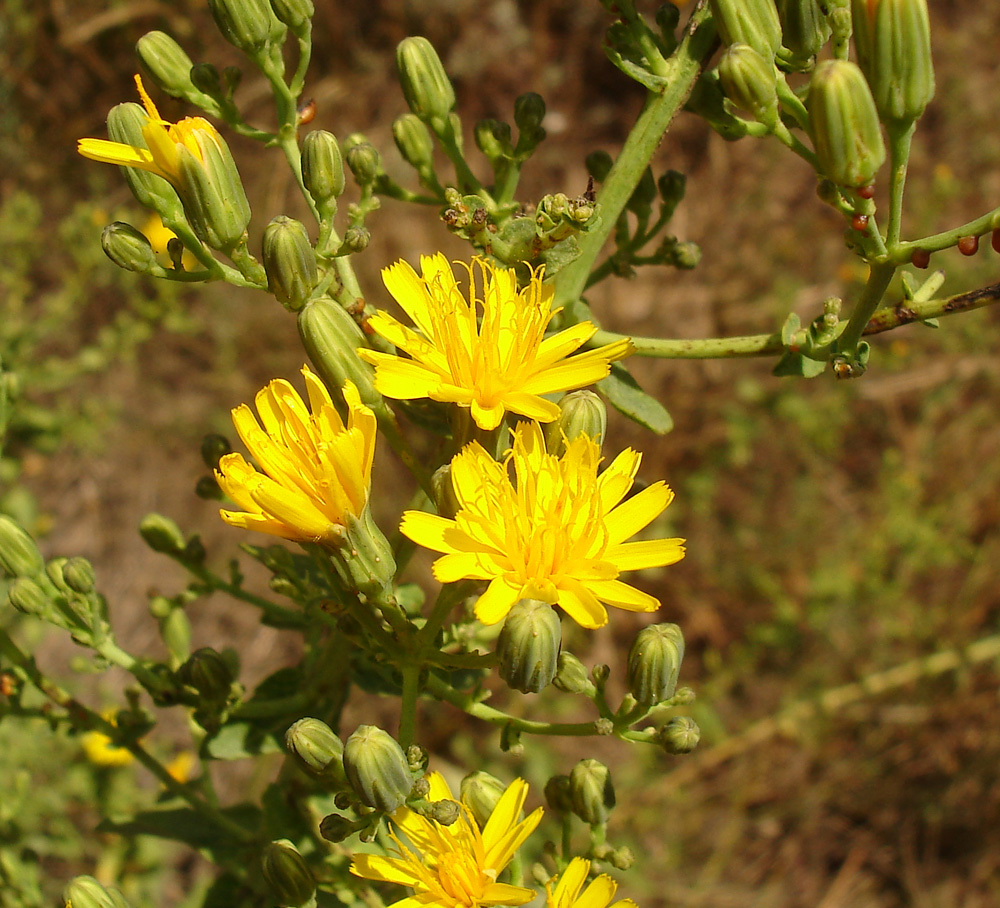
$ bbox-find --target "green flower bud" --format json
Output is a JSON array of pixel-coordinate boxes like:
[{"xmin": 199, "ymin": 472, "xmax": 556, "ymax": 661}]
[
  {"xmin": 136, "ymin": 31, "xmax": 198, "ymax": 100},
  {"xmin": 176, "ymin": 647, "xmax": 233, "ymax": 702},
  {"xmin": 100, "ymin": 222, "xmax": 166, "ymax": 276},
  {"xmin": 513, "ymin": 92, "xmax": 546, "ymax": 152},
  {"xmin": 318, "ymin": 812, "xmax": 360, "ymax": 842},
  {"xmin": 270, "ymin": 0, "xmax": 314, "ymax": 30},
  {"xmin": 106, "ymin": 103, "xmax": 183, "ymax": 220},
  {"xmin": 418, "ymin": 798, "xmax": 461, "ymax": 825},
  {"xmin": 342, "ymin": 225, "xmax": 370, "ymax": 253},
  {"xmin": 656, "ymin": 4, "xmax": 681, "ymax": 46},
  {"xmin": 431, "ymin": 465, "xmax": 461, "ymax": 520},
  {"xmin": 546, "ymin": 391, "xmax": 607, "ymax": 455},
  {"xmin": 336, "ymin": 508, "xmax": 397, "ymax": 604},
  {"xmin": 262, "ymin": 216, "xmax": 317, "ymax": 311},
  {"xmin": 46, "ymin": 557, "xmax": 69, "ymax": 591},
  {"xmin": 718, "ymin": 43, "xmax": 780, "ymax": 129},
  {"xmin": 392, "ymin": 114, "xmax": 436, "ymax": 179},
  {"xmin": 474, "ymin": 119, "xmax": 512, "ymax": 164},
  {"xmin": 708, "ymin": 0, "xmax": 782, "ymax": 60},
  {"xmin": 670, "ymin": 241, "xmax": 702, "ymax": 270},
  {"xmin": 585, "ymin": 150, "xmax": 613, "ymax": 183},
  {"xmin": 659, "ymin": 716, "xmax": 700, "ymax": 754},
  {"xmin": 285, "ymin": 717, "xmax": 345, "ymax": 779},
  {"xmin": 139, "ymin": 513, "xmax": 186, "ymax": 554},
  {"xmin": 302, "ymin": 131, "xmax": 346, "ymax": 212},
  {"xmin": 496, "ymin": 599, "xmax": 562, "ymax": 694},
  {"xmin": 0, "ymin": 515, "xmax": 44, "ymax": 577},
  {"xmin": 775, "ymin": 0, "xmax": 830, "ymax": 64},
  {"xmin": 460, "ymin": 771, "xmax": 506, "ymax": 828},
  {"xmin": 64, "ymin": 876, "xmax": 132, "ymax": 908},
  {"xmin": 569, "ymin": 758, "xmax": 615, "ymax": 826},
  {"xmin": 297, "ymin": 297, "xmax": 383, "ymax": 413},
  {"xmin": 626, "ymin": 623, "xmax": 685, "ymax": 706},
  {"xmin": 396, "ymin": 37, "xmax": 456, "ymax": 125},
  {"xmin": 159, "ymin": 604, "xmax": 192, "ymax": 663},
  {"xmin": 657, "ymin": 169, "xmax": 686, "ymax": 208},
  {"xmin": 626, "ymin": 167, "xmax": 657, "ymax": 217},
  {"xmin": 552, "ymin": 652, "xmax": 594, "ymax": 695},
  {"xmin": 190, "ymin": 63, "xmax": 223, "ymax": 98},
  {"xmin": 343, "ymin": 725, "xmax": 413, "ymax": 812},
  {"xmin": 261, "ymin": 840, "xmax": 316, "ymax": 908},
  {"xmin": 62, "ymin": 557, "xmax": 97, "ymax": 594},
  {"xmin": 208, "ymin": 0, "xmax": 286, "ymax": 55},
  {"xmin": 852, "ymin": 0, "xmax": 934, "ymax": 127},
  {"xmin": 406, "ymin": 743, "xmax": 429, "ymax": 774},
  {"xmin": 200, "ymin": 433, "xmax": 232, "ymax": 470},
  {"xmin": 344, "ymin": 141, "xmax": 382, "ymax": 187},
  {"xmin": 7, "ymin": 577, "xmax": 51, "ymax": 618},
  {"xmin": 543, "ymin": 774, "xmax": 574, "ymax": 813},
  {"xmin": 807, "ymin": 59, "xmax": 886, "ymax": 188}
]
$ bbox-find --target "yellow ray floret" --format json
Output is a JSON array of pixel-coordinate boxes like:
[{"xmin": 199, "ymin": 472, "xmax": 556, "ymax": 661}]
[
  {"xmin": 215, "ymin": 367, "xmax": 376, "ymax": 545},
  {"xmin": 400, "ymin": 421, "xmax": 685, "ymax": 629},
  {"xmin": 358, "ymin": 254, "xmax": 634, "ymax": 431},
  {"xmin": 546, "ymin": 857, "xmax": 638, "ymax": 908},
  {"xmin": 351, "ymin": 772, "xmax": 543, "ymax": 908}
]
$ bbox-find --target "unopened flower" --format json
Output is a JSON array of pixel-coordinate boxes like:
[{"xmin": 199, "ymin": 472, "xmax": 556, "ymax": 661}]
[
  {"xmin": 545, "ymin": 857, "xmax": 637, "ymax": 908},
  {"xmin": 400, "ymin": 421, "xmax": 685, "ymax": 629},
  {"xmin": 350, "ymin": 771, "xmax": 542, "ymax": 908},
  {"xmin": 359, "ymin": 254, "xmax": 633, "ymax": 431}
]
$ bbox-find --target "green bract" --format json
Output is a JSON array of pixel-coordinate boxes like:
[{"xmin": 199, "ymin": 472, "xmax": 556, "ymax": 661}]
[
  {"xmin": 343, "ymin": 725, "xmax": 413, "ymax": 813},
  {"xmin": 496, "ymin": 598, "xmax": 563, "ymax": 693},
  {"xmin": 396, "ymin": 37, "xmax": 456, "ymax": 125},
  {"xmin": 262, "ymin": 216, "xmax": 318, "ymax": 311},
  {"xmin": 708, "ymin": 0, "xmax": 782, "ymax": 60},
  {"xmin": 717, "ymin": 43, "xmax": 780, "ymax": 129}
]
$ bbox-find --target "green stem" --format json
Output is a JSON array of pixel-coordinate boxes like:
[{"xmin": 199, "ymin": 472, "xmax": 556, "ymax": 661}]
[
  {"xmin": 836, "ymin": 260, "xmax": 895, "ymax": 355},
  {"xmin": 885, "ymin": 122, "xmax": 915, "ymax": 250},
  {"xmin": 183, "ymin": 562, "xmax": 308, "ymax": 628},
  {"xmin": 892, "ymin": 206, "xmax": 1000, "ymax": 264},
  {"xmin": 398, "ymin": 663, "xmax": 421, "ymax": 749}
]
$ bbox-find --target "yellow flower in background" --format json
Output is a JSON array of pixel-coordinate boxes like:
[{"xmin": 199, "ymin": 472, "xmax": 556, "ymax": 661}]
[
  {"xmin": 216, "ymin": 367, "xmax": 377, "ymax": 544},
  {"xmin": 350, "ymin": 772, "xmax": 542, "ymax": 908},
  {"xmin": 80, "ymin": 711, "xmax": 133, "ymax": 768},
  {"xmin": 546, "ymin": 858, "xmax": 637, "ymax": 908},
  {"xmin": 400, "ymin": 421, "xmax": 685, "ymax": 628},
  {"xmin": 359, "ymin": 254, "xmax": 634, "ymax": 431}
]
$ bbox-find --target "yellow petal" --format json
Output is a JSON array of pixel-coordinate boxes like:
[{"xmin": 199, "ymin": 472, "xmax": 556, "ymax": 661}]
[
  {"xmin": 587, "ymin": 578, "xmax": 661, "ymax": 612},
  {"xmin": 604, "ymin": 482, "xmax": 674, "ymax": 546},
  {"xmin": 473, "ymin": 575, "xmax": 523, "ymax": 625},
  {"xmin": 604, "ymin": 538, "xmax": 686, "ymax": 571}
]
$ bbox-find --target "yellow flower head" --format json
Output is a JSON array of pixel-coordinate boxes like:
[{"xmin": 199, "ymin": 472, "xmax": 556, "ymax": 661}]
[
  {"xmin": 80, "ymin": 710, "xmax": 134, "ymax": 768},
  {"xmin": 359, "ymin": 254, "xmax": 634, "ymax": 431},
  {"xmin": 216, "ymin": 367, "xmax": 377, "ymax": 545},
  {"xmin": 400, "ymin": 421, "xmax": 685, "ymax": 629},
  {"xmin": 351, "ymin": 772, "xmax": 543, "ymax": 908},
  {"xmin": 546, "ymin": 858, "xmax": 637, "ymax": 908},
  {"xmin": 77, "ymin": 74, "xmax": 221, "ymax": 186}
]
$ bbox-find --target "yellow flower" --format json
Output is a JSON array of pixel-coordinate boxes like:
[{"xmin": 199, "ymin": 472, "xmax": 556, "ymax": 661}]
[
  {"xmin": 400, "ymin": 421, "xmax": 685, "ymax": 629},
  {"xmin": 78, "ymin": 74, "xmax": 219, "ymax": 186},
  {"xmin": 80, "ymin": 710, "xmax": 134, "ymax": 768},
  {"xmin": 351, "ymin": 772, "xmax": 542, "ymax": 908},
  {"xmin": 141, "ymin": 212, "xmax": 198, "ymax": 269},
  {"xmin": 546, "ymin": 858, "xmax": 637, "ymax": 908},
  {"xmin": 216, "ymin": 367, "xmax": 377, "ymax": 545},
  {"xmin": 358, "ymin": 254, "xmax": 634, "ymax": 431}
]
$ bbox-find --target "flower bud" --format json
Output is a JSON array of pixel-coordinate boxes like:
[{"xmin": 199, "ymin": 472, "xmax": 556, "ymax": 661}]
[
  {"xmin": 552, "ymin": 652, "xmax": 594, "ymax": 695},
  {"xmin": 392, "ymin": 114, "xmax": 436, "ymax": 179},
  {"xmin": 585, "ymin": 150, "xmax": 613, "ymax": 183},
  {"xmin": 396, "ymin": 37, "xmax": 456, "ymax": 125},
  {"xmin": 261, "ymin": 840, "xmax": 316, "ymax": 908},
  {"xmin": 208, "ymin": 0, "xmax": 286, "ymax": 56},
  {"xmin": 775, "ymin": 0, "xmax": 830, "ymax": 64},
  {"xmin": 496, "ymin": 599, "xmax": 562, "ymax": 694},
  {"xmin": 7, "ymin": 578, "xmax": 51, "ymax": 619},
  {"xmin": 546, "ymin": 391, "xmax": 606, "ymax": 455},
  {"xmin": 431, "ymin": 464, "xmax": 460, "ymax": 520},
  {"xmin": 418, "ymin": 798, "xmax": 461, "ymax": 825},
  {"xmin": 344, "ymin": 140, "xmax": 382, "ymax": 187},
  {"xmin": 176, "ymin": 648, "xmax": 233, "ymax": 702},
  {"xmin": 513, "ymin": 92, "xmax": 546, "ymax": 151},
  {"xmin": 0, "ymin": 515, "xmax": 44, "ymax": 577},
  {"xmin": 626, "ymin": 623, "xmax": 685, "ymax": 706},
  {"xmin": 270, "ymin": 0, "xmax": 314, "ymax": 30},
  {"xmin": 190, "ymin": 63, "xmax": 223, "ymax": 98},
  {"xmin": 543, "ymin": 774, "xmax": 574, "ymax": 814},
  {"xmin": 659, "ymin": 716, "xmax": 700, "ymax": 754},
  {"xmin": 851, "ymin": 0, "xmax": 934, "ymax": 127},
  {"xmin": 460, "ymin": 771, "xmax": 506, "ymax": 828},
  {"xmin": 626, "ymin": 167, "xmax": 657, "ymax": 217},
  {"xmin": 343, "ymin": 725, "xmax": 413, "ymax": 812},
  {"xmin": 717, "ymin": 43, "xmax": 779, "ymax": 129},
  {"xmin": 319, "ymin": 812, "xmax": 360, "ymax": 842},
  {"xmin": 64, "ymin": 876, "xmax": 132, "ymax": 908},
  {"xmin": 139, "ymin": 513, "xmax": 186, "ymax": 554},
  {"xmin": 302, "ymin": 130, "xmax": 345, "ymax": 213},
  {"xmin": 474, "ymin": 119, "xmax": 512, "ymax": 164},
  {"xmin": 285, "ymin": 717, "xmax": 345, "ymax": 780},
  {"xmin": 336, "ymin": 508, "xmax": 397, "ymax": 604},
  {"xmin": 101, "ymin": 222, "xmax": 166, "ymax": 276},
  {"xmin": 62, "ymin": 557, "xmax": 97, "ymax": 594},
  {"xmin": 708, "ymin": 0, "xmax": 782, "ymax": 60},
  {"xmin": 136, "ymin": 31, "xmax": 198, "ymax": 100},
  {"xmin": 262, "ymin": 216, "xmax": 317, "ymax": 311},
  {"xmin": 569, "ymin": 758, "xmax": 615, "ymax": 826},
  {"xmin": 106, "ymin": 103, "xmax": 184, "ymax": 220},
  {"xmin": 200, "ymin": 433, "xmax": 232, "ymax": 470},
  {"xmin": 807, "ymin": 59, "xmax": 886, "ymax": 188}
]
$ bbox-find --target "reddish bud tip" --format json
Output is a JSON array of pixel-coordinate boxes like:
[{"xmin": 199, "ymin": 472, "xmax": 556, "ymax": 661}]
[
  {"xmin": 298, "ymin": 99, "xmax": 317, "ymax": 125},
  {"xmin": 993, "ymin": 228, "xmax": 1000, "ymax": 254},
  {"xmin": 851, "ymin": 213, "xmax": 869, "ymax": 231},
  {"xmin": 857, "ymin": 184, "xmax": 875, "ymax": 200},
  {"xmin": 911, "ymin": 249, "xmax": 930, "ymax": 269},
  {"xmin": 958, "ymin": 235, "xmax": 980, "ymax": 256}
]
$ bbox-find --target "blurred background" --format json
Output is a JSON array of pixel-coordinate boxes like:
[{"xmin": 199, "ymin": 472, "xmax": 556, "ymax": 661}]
[{"xmin": 2, "ymin": 0, "xmax": 1000, "ymax": 905}]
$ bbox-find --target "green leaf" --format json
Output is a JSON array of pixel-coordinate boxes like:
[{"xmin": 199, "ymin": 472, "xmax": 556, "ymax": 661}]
[
  {"xmin": 599, "ymin": 363, "xmax": 673, "ymax": 434},
  {"xmin": 772, "ymin": 351, "xmax": 827, "ymax": 378},
  {"xmin": 98, "ymin": 804, "xmax": 261, "ymax": 857},
  {"xmin": 204, "ymin": 721, "xmax": 284, "ymax": 761}
]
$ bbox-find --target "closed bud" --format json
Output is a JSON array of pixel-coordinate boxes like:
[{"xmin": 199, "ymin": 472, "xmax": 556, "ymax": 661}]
[
  {"xmin": 62, "ymin": 557, "xmax": 97, "ymax": 594},
  {"xmin": 460, "ymin": 771, "xmax": 506, "ymax": 828},
  {"xmin": 496, "ymin": 599, "xmax": 562, "ymax": 694},
  {"xmin": 552, "ymin": 652, "xmax": 594, "ymax": 695},
  {"xmin": 263, "ymin": 216, "xmax": 317, "ymax": 311},
  {"xmin": 342, "ymin": 226, "xmax": 370, "ymax": 253},
  {"xmin": 543, "ymin": 774, "xmax": 574, "ymax": 813},
  {"xmin": 285, "ymin": 717, "xmax": 345, "ymax": 779},
  {"xmin": 431, "ymin": 465, "xmax": 460, "ymax": 520},
  {"xmin": 585, "ymin": 150, "xmax": 613, "ymax": 183},
  {"xmin": 474, "ymin": 119, "xmax": 512, "ymax": 164},
  {"xmin": 136, "ymin": 31, "xmax": 199, "ymax": 100},
  {"xmin": 657, "ymin": 169, "xmax": 686, "ymax": 208},
  {"xmin": 344, "ymin": 141, "xmax": 382, "ymax": 187},
  {"xmin": 200, "ymin": 433, "xmax": 232, "ymax": 470},
  {"xmin": 261, "ymin": 840, "xmax": 316, "ymax": 908},
  {"xmin": 270, "ymin": 0, "xmax": 314, "ymax": 30},
  {"xmin": 626, "ymin": 167, "xmax": 657, "ymax": 216},
  {"xmin": 626, "ymin": 623, "xmax": 685, "ymax": 706},
  {"xmin": 659, "ymin": 715, "xmax": 700, "ymax": 754},
  {"xmin": 546, "ymin": 391, "xmax": 606, "ymax": 455},
  {"xmin": 101, "ymin": 222, "xmax": 165, "ymax": 275},
  {"xmin": 718, "ymin": 43, "xmax": 779, "ymax": 129},
  {"xmin": 513, "ymin": 92, "xmax": 546, "ymax": 152},
  {"xmin": 852, "ymin": 0, "xmax": 934, "ymax": 127},
  {"xmin": 671, "ymin": 241, "xmax": 702, "ymax": 270},
  {"xmin": 609, "ymin": 846, "xmax": 635, "ymax": 871},
  {"xmin": 808, "ymin": 59, "xmax": 886, "ymax": 188},
  {"xmin": 333, "ymin": 506, "xmax": 397, "ymax": 603},
  {"xmin": 396, "ymin": 37, "xmax": 456, "ymax": 125},
  {"xmin": 775, "ymin": 0, "xmax": 830, "ymax": 64},
  {"xmin": 319, "ymin": 812, "xmax": 360, "ymax": 842},
  {"xmin": 7, "ymin": 577, "xmax": 51, "ymax": 618},
  {"xmin": 106, "ymin": 103, "xmax": 183, "ymax": 220},
  {"xmin": 406, "ymin": 743, "xmax": 429, "ymax": 774},
  {"xmin": 0, "ymin": 515, "xmax": 44, "ymax": 577},
  {"xmin": 190, "ymin": 63, "xmax": 222, "ymax": 98},
  {"xmin": 708, "ymin": 0, "xmax": 782, "ymax": 60},
  {"xmin": 569, "ymin": 758, "xmax": 615, "ymax": 826},
  {"xmin": 64, "ymin": 876, "xmax": 132, "ymax": 908},
  {"xmin": 176, "ymin": 647, "xmax": 233, "ymax": 702},
  {"xmin": 656, "ymin": 4, "xmax": 681, "ymax": 43},
  {"xmin": 392, "ymin": 114, "xmax": 436, "ymax": 178},
  {"xmin": 418, "ymin": 798, "xmax": 461, "ymax": 825},
  {"xmin": 139, "ymin": 513, "xmax": 186, "ymax": 554},
  {"xmin": 302, "ymin": 131, "xmax": 345, "ymax": 210},
  {"xmin": 208, "ymin": 0, "xmax": 286, "ymax": 56},
  {"xmin": 343, "ymin": 725, "xmax": 413, "ymax": 812}
]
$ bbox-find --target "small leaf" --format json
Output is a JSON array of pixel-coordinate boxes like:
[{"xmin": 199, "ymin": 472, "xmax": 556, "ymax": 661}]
[
  {"xmin": 772, "ymin": 351, "xmax": 827, "ymax": 378},
  {"xmin": 599, "ymin": 364, "xmax": 673, "ymax": 434},
  {"xmin": 204, "ymin": 721, "xmax": 283, "ymax": 760},
  {"xmin": 99, "ymin": 804, "xmax": 261, "ymax": 856}
]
